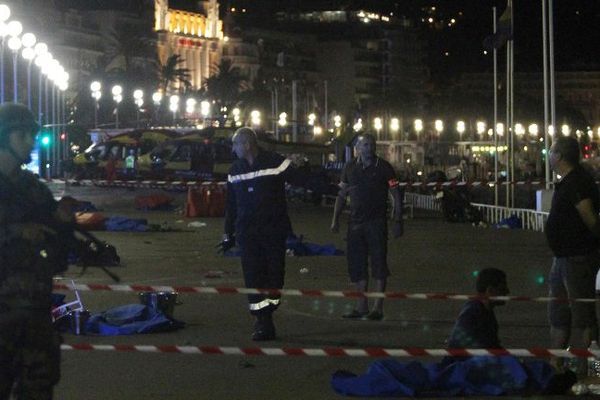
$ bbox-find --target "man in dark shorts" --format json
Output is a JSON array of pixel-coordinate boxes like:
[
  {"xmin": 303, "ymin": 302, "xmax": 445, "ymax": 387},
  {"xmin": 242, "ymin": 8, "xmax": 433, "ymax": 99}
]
[
  {"xmin": 546, "ymin": 136, "xmax": 600, "ymax": 374},
  {"xmin": 330, "ymin": 133, "xmax": 403, "ymax": 320}
]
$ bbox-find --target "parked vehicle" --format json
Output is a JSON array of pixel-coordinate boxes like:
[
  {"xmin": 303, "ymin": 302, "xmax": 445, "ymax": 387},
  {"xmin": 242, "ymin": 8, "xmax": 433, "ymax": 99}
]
[
  {"xmin": 73, "ymin": 129, "xmax": 178, "ymax": 178},
  {"xmin": 137, "ymin": 127, "xmax": 235, "ymax": 180}
]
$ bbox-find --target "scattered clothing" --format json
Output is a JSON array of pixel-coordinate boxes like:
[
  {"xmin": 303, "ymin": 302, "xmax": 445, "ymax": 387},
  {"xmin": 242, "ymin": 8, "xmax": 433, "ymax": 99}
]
[{"xmin": 494, "ymin": 215, "xmax": 522, "ymax": 229}]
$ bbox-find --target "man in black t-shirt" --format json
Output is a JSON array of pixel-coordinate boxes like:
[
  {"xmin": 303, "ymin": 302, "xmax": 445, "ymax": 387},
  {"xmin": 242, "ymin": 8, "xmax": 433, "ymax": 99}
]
[
  {"xmin": 546, "ymin": 136, "xmax": 600, "ymax": 374},
  {"xmin": 330, "ymin": 133, "xmax": 403, "ymax": 321}
]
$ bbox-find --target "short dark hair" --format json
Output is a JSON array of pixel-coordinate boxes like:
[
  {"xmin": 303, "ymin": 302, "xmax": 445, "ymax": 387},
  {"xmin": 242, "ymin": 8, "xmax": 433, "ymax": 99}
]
[
  {"xmin": 553, "ymin": 136, "xmax": 580, "ymax": 165},
  {"xmin": 476, "ymin": 268, "xmax": 506, "ymax": 294}
]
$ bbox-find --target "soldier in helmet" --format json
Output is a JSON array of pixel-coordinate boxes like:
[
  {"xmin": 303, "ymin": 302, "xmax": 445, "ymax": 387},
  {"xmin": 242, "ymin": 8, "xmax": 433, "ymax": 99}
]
[{"xmin": 0, "ymin": 103, "xmax": 73, "ymax": 399}]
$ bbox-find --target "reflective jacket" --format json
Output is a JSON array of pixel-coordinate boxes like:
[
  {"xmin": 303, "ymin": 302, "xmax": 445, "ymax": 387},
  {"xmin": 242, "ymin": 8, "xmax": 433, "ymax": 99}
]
[{"xmin": 225, "ymin": 150, "xmax": 292, "ymax": 238}]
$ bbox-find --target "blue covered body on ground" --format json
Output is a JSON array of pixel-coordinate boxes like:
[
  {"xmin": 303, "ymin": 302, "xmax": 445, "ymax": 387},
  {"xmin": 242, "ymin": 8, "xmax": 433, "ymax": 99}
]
[
  {"xmin": 85, "ymin": 304, "xmax": 184, "ymax": 335},
  {"xmin": 331, "ymin": 356, "xmax": 557, "ymax": 397}
]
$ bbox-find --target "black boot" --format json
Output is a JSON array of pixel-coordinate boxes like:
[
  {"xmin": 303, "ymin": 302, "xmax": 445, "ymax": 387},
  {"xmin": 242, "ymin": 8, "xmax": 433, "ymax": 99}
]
[{"xmin": 252, "ymin": 313, "xmax": 276, "ymax": 341}]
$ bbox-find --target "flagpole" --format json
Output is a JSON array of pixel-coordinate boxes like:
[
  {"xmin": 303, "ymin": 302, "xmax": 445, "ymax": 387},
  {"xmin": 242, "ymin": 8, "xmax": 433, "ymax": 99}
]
[
  {"xmin": 493, "ymin": 6, "xmax": 499, "ymax": 206},
  {"xmin": 549, "ymin": 0, "xmax": 556, "ymax": 150},
  {"xmin": 542, "ymin": 0, "xmax": 550, "ymax": 189},
  {"xmin": 509, "ymin": 0, "xmax": 515, "ymax": 208},
  {"xmin": 505, "ymin": 32, "xmax": 510, "ymax": 208}
]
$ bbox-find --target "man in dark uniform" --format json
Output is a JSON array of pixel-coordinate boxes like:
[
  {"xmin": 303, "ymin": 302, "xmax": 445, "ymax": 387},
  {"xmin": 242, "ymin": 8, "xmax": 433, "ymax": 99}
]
[
  {"xmin": 220, "ymin": 127, "xmax": 292, "ymax": 341},
  {"xmin": 330, "ymin": 133, "xmax": 403, "ymax": 321},
  {"xmin": 0, "ymin": 103, "xmax": 73, "ymax": 399},
  {"xmin": 546, "ymin": 136, "xmax": 600, "ymax": 374}
]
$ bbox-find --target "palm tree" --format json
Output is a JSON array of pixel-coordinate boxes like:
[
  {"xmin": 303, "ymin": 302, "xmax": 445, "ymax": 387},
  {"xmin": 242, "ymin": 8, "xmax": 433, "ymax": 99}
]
[
  {"xmin": 158, "ymin": 54, "xmax": 191, "ymax": 93},
  {"xmin": 204, "ymin": 59, "xmax": 245, "ymax": 110}
]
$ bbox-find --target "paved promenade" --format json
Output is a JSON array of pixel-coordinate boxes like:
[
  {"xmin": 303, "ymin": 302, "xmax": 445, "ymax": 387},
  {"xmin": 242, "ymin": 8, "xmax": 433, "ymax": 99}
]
[{"xmin": 48, "ymin": 184, "xmax": 584, "ymax": 399}]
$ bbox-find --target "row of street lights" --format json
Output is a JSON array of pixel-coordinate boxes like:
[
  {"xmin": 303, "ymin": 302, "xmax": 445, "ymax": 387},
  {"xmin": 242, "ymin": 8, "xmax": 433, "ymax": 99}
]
[
  {"xmin": 0, "ymin": 3, "xmax": 70, "ymax": 177},
  {"xmin": 90, "ymin": 82, "xmax": 218, "ymax": 128}
]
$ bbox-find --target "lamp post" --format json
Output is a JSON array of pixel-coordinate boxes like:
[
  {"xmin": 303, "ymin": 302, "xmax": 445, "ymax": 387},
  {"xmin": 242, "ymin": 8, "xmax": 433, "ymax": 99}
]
[
  {"xmin": 456, "ymin": 120, "xmax": 466, "ymax": 141},
  {"xmin": 390, "ymin": 117, "xmax": 400, "ymax": 140},
  {"xmin": 34, "ymin": 43, "xmax": 48, "ymax": 122},
  {"xmin": 169, "ymin": 95, "xmax": 179, "ymax": 125},
  {"xmin": 133, "ymin": 89, "xmax": 143, "ymax": 127},
  {"xmin": 476, "ymin": 121, "xmax": 486, "ymax": 139},
  {"xmin": 199, "ymin": 100, "xmax": 209, "ymax": 122},
  {"xmin": 414, "ymin": 118, "xmax": 423, "ymax": 141},
  {"xmin": 186, "ymin": 98, "xmax": 197, "ymax": 124},
  {"xmin": 152, "ymin": 91, "xmax": 162, "ymax": 124},
  {"xmin": 90, "ymin": 81, "xmax": 101, "ymax": 128},
  {"xmin": 7, "ymin": 35, "xmax": 20, "ymax": 102},
  {"xmin": 112, "ymin": 85, "xmax": 122, "ymax": 128},
  {"xmin": 250, "ymin": 109, "xmax": 261, "ymax": 128},
  {"xmin": 21, "ymin": 32, "xmax": 35, "ymax": 108},
  {"xmin": 434, "ymin": 119, "xmax": 443, "ymax": 135},
  {"xmin": 0, "ymin": 4, "xmax": 11, "ymax": 103}
]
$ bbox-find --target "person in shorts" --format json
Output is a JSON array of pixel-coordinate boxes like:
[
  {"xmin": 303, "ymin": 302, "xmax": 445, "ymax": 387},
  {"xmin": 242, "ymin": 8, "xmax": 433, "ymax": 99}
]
[
  {"xmin": 330, "ymin": 133, "xmax": 403, "ymax": 321},
  {"xmin": 546, "ymin": 136, "xmax": 600, "ymax": 374}
]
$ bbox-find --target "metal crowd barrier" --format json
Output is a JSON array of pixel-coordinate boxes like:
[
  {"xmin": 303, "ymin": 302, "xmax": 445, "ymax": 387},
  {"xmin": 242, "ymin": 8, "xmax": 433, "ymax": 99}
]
[
  {"xmin": 471, "ymin": 203, "xmax": 549, "ymax": 232},
  {"xmin": 404, "ymin": 192, "xmax": 441, "ymax": 212},
  {"xmin": 404, "ymin": 193, "xmax": 548, "ymax": 232}
]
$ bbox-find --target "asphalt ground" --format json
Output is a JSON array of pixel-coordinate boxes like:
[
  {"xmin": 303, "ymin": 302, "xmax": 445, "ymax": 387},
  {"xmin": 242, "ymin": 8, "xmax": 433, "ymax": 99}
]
[{"xmin": 45, "ymin": 183, "xmax": 590, "ymax": 399}]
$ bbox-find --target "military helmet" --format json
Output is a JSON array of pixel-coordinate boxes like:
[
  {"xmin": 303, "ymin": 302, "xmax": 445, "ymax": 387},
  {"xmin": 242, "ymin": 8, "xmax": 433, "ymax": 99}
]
[{"xmin": 0, "ymin": 103, "xmax": 40, "ymax": 147}]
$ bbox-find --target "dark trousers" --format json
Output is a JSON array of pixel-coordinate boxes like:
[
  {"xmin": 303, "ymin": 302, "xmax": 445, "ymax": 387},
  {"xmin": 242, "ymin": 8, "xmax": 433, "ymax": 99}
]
[
  {"xmin": 239, "ymin": 235, "xmax": 286, "ymax": 316},
  {"xmin": 0, "ymin": 310, "xmax": 61, "ymax": 400}
]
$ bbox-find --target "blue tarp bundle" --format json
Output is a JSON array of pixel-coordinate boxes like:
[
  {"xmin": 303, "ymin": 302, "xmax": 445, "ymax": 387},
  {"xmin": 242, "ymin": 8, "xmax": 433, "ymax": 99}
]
[
  {"xmin": 85, "ymin": 304, "xmax": 184, "ymax": 335},
  {"xmin": 104, "ymin": 216, "xmax": 149, "ymax": 232},
  {"xmin": 494, "ymin": 215, "xmax": 522, "ymax": 229},
  {"xmin": 224, "ymin": 234, "xmax": 344, "ymax": 257},
  {"xmin": 331, "ymin": 356, "xmax": 557, "ymax": 397}
]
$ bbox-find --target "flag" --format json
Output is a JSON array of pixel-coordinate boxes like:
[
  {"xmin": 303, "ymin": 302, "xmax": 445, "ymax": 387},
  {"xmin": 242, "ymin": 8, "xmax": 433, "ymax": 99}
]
[{"xmin": 483, "ymin": 0, "xmax": 513, "ymax": 50}]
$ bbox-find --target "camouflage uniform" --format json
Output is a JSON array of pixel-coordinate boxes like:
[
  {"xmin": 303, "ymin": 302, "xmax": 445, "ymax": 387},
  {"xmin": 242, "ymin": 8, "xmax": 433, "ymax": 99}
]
[{"xmin": 0, "ymin": 169, "xmax": 67, "ymax": 400}]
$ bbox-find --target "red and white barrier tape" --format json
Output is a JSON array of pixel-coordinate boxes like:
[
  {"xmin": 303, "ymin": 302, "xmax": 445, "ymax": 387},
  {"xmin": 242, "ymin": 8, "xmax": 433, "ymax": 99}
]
[
  {"xmin": 59, "ymin": 344, "xmax": 600, "ymax": 358},
  {"xmin": 52, "ymin": 283, "xmax": 594, "ymax": 304},
  {"xmin": 47, "ymin": 179, "xmax": 551, "ymax": 189}
]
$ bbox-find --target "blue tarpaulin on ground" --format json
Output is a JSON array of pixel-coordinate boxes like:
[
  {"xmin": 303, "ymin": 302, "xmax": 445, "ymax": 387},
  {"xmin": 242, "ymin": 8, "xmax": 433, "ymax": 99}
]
[
  {"xmin": 85, "ymin": 304, "xmax": 184, "ymax": 335},
  {"xmin": 331, "ymin": 356, "xmax": 556, "ymax": 397},
  {"xmin": 224, "ymin": 234, "xmax": 344, "ymax": 257},
  {"xmin": 104, "ymin": 216, "xmax": 149, "ymax": 232}
]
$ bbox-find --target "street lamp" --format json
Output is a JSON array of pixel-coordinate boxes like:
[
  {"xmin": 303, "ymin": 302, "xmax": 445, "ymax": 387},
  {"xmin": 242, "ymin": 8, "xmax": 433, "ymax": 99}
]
[
  {"xmin": 278, "ymin": 112, "xmax": 287, "ymax": 127},
  {"xmin": 111, "ymin": 85, "xmax": 122, "ymax": 128},
  {"xmin": 7, "ymin": 34, "xmax": 20, "ymax": 102},
  {"xmin": 496, "ymin": 123, "xmax": 504, "ymax": 137},
  {"xmin": 456, "ymin": 120, "xmax": 465, "ymax": 140},
  {"xmin": 515, "ymin": 123, "xmax": 525, "ymax": 136},
  {"xmin": 169, "ymin": 95, "xmax": 179, "ymax": 125},
  {"xmin": 561, "ymin": 124, "xmax": 570, "ymax": 136},
  {"xmin": 353, "ymin": 118, "xmax": 363, "ymax": 132},
  {"xmin": 333, "ymin": 115, "xmax": 342, "ymax": 129},
  {"xmin": 186, "ymin": 98, "xmax": 196, "ymax": 115},
  {"xmin": 200, "ymin": 100, "xmax": 209, "ymax": 119},
  {"xmin": 414, "ymin": 119, "xmax": 423, "ymax": 140},
  {"xmin": 528, "ymin": 124, "xmax": 538, "ymax": 137},
  {"xmin": 90, "ymin": 81, "xmax": 101, "ymax": 129},
  {"xmin": 373, "ymin": 117, "xmax": 382, "ymax": 137},
  {"xmin": 250, "ymin": 109, "xmax": 261, "ymax": 127},
  {"xmin": 390, "ymin": 117, "xmax": 400, "ymax": 139},
  {"xmin": 313, "ymin": 126, "xmax": 323, "ymax": 136},
  {"xmin": 434, "ymin": 119, "xmax": 443, "ymax": 136},
  {"xmin": 232, "ymin": 107, "xmax": 241, "ymax": 126},
  {"xmin": 307, "ymin": 113, "xmax": 316, "ymax": 126},
  {"xmin": 476, "ymin": 121, "xmax": 486, "ymax": 137},
  {"xmin": 133, "ymin": 89, "xmax": 143, "ymax": 127}
]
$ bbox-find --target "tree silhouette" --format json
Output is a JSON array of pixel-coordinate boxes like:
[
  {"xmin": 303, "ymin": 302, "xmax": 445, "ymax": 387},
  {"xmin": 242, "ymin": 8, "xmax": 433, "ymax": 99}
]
[
  {"xmin": 204, "ymin": 59, "xmax": 245, "ymax": 110},
  {"xmin": 159, "ymin": 54, "xmax": 191, "ymax": 93}
]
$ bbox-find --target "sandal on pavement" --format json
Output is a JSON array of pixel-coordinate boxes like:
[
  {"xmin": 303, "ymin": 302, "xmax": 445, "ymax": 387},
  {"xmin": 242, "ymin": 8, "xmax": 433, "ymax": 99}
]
[
  {"xmin": 342, "ymin": 310, "xmax": 369, "ymax": 319},
  {"xmin": 363, "ymin": 310, "xmax": 384, "ymax": 321}
]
